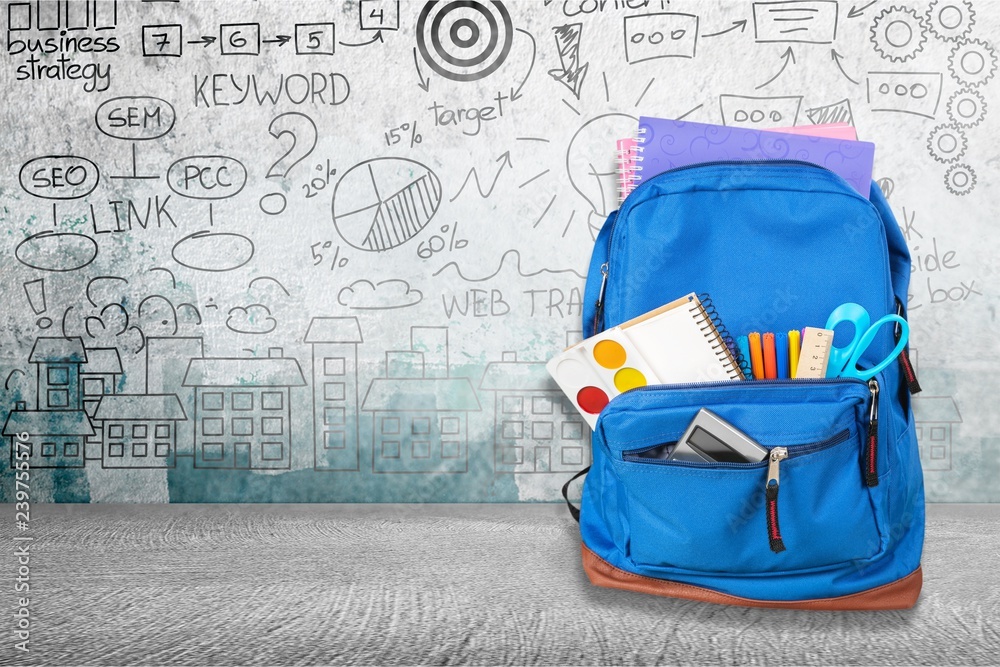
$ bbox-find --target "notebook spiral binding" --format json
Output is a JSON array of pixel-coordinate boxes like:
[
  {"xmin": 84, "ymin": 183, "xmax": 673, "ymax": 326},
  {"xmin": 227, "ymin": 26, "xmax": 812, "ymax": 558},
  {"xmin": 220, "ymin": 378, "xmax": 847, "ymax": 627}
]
[
  {"xmin": 690, "ymin": 293, "xmax": 749, "ymax": 381},
  {"xmin": 616, "ymin": 138, "xmax": 642, "ymax": 204}
]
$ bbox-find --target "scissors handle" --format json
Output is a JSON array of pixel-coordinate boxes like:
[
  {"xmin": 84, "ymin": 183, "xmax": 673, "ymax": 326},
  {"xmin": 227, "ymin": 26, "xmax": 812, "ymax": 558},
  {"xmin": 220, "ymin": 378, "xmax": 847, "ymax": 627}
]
[
  {"xmin": 841, "ymin": 315, "xmax": 909, "ymax": 380},
  {"xmin": 824, "ymin": 303, "xmax": 870, "ymax": 378}
]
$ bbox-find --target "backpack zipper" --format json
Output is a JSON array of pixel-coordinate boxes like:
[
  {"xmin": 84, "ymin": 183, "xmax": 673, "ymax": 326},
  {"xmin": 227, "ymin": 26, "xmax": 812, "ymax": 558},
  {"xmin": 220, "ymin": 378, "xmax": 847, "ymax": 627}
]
[
  {"xmin": 865, "ymin": 378, "xmax": 880, "ymax": 487},
  {"xmin": 766, "ymin": 447, "xmax": 789, "ymax": 553},
  {"xmin": 595, "ymin": 159, "xmax": 863, "ymax": 333}
]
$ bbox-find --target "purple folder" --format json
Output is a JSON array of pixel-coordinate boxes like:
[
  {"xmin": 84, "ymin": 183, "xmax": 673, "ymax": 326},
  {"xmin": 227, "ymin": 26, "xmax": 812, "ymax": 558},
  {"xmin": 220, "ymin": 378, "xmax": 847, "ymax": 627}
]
[{"xmin": 636, "ymin": 117, "xmax": 875, "ymax": 197}]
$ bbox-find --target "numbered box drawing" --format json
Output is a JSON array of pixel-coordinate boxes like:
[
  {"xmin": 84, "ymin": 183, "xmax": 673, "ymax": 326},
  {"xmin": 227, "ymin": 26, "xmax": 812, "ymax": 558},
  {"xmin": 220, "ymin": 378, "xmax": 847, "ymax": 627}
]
[
  {"xmin": 623, "ymin": 13, "xmax": 698, "ymax": 64},
  {"xmin": 220, "ymin": 23, "xmax": 261, "ymax": 56},
  {"xmin": 479, "ymin": 351, "xmax": 589, "ymax": 474},
  {"xmin": 295, "ymin": 22, "xmax": 336, "ymax": 56},
  {"xmin": 360, "ymin": 0, "xmax": 399, "ymax": 31},
  {"xmin": 142, "ymin": 24, "xmax": 183, "ymax": 57}
]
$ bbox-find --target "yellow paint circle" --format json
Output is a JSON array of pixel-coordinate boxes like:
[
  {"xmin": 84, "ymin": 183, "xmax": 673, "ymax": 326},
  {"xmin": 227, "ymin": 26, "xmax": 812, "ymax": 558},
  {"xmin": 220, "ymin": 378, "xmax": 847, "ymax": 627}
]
[
  {"xmin": 593, "ymin": 340, "xmax": 627, "ymax": 369},
  {"xmin": 614, "ymin": 367, "xmax": 647, "ymax": 392}
]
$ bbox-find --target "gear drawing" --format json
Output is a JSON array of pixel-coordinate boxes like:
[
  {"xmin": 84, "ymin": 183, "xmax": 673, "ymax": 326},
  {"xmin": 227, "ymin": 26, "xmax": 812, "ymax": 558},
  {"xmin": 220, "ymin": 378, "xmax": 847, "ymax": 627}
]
[
  {"xmin": 944, "ymin": 163, "xmax": 976, "ymax": 196},
  {"xmin": 870, "ymin": 6, "xmax": 927, "ymax": 63},
  {"xmin": 926, "ymin": 0, "xmax": 975, "ymax": 42},
  {"xmin": 926, "ymin": 124, "xmax": 968, "ymax": 164},
  {"xmin": 947, "ymin": 88, "xmax": 987, "ymax": 127},
  {"xmin": 948, "ymin": 39, "xmax": 997, "ymax": 87}
]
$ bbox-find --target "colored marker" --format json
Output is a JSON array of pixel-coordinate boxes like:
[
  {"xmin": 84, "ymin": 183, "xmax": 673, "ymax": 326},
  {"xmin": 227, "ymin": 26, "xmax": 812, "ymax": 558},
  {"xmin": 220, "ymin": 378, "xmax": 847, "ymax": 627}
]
[
  {"xmin": 775, "ymin": 331, "xmax": 789, "ymax": 379},
  {"xmin": 762, "ymin": 332, "xmax": 778, "ymax": 379},
  {"xmin": 736, "ymin": 335, "xmax": 752, "ymax": 379},
  {"xmin": 788, "ymin": 329, "xmax": 801, "ymax": 378},
  {"xmin": 748, "ymin": 332, "xmax": 765, "ymax": 380}
]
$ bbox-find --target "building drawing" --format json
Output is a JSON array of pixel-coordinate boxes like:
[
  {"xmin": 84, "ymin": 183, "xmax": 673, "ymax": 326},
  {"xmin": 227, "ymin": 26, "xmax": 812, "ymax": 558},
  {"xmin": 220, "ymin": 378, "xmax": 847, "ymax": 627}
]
[
  {"xmin": 79, "ymin": 347, "xmax": 123, "ymax": 416},
  {"xmin": 913, "ymin": 395, "xmax": 962, "ymax": 472},
  {"xmin": 30, "ymin": 337, "xmax": 87, "ymax": 411},
  {"xmin": 80, "ymin": 347, "xmax": 123, "ymax": 461},
  {"xmin": 361, "ymin": 327, "xmax": 480, "ymax": 473},
  {"xmin": 146, "ymin": 336, "xmax": 204, "ymax": 459},
  {"xmin": 93, "ymin": 394, "xmax": 186, "ymax": 468},
  {"xmin": 4, "ymin": 401, "xmax": 92, "ymax": 468},
  {"xmin": 183, "ymin": 348, "xmax": 306, "ymax": 470},
  {"xmin": 479, "ymin": 351, "xmax": 589, "ymax": 474},
  {"xmin": 304, "ymin": 317, "xmax": 363, "ymax": 472}
]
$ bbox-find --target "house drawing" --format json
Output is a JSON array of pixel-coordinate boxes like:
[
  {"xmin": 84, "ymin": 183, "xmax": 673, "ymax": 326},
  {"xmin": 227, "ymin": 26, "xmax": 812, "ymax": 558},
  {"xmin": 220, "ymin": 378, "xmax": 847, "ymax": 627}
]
[
  {"xmin": 913, "ymin": 395, "xmax": 962, "ymax": 472},
  {"xmin": 30, "ymin": 337, "xmax": 87, "ymax": 411},
  {"xmin": 479, "ymin": 351, "xmax": 589, "ymax": 474},
  {"xmin": 80, "ymin": 347, "xmax": 123, "ymax": 461},
  {"xmin": 79, "ymin": 347, "xmax": 123, "ymax": 416},
  {"xmin": 183, "ymin": 348, "xmax": 306, "ymax": 470},
  {"xmin": 304, "ymin": 317, "xmax": 363, "ymax": 472},
  {"xmin": 3, "ymin": 401, "xmax": 92, "ymax": 468},
  {"xmin": 93, "ymin": 394, "xmax": 187, "ymax": 468},
  {"xmin": 146, "ymin": 336, "xmax": 205, "ymax": 459},
  {"xmin": 361, "ymin": 327, "xmax": 480, "ymax": 474}
]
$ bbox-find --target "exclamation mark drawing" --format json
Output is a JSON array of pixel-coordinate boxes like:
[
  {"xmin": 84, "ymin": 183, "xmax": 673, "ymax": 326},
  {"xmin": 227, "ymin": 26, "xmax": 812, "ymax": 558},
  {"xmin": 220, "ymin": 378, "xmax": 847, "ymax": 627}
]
[{"xmin": 23, "ymin": 279, "xmax": 52, "ymax": 330}]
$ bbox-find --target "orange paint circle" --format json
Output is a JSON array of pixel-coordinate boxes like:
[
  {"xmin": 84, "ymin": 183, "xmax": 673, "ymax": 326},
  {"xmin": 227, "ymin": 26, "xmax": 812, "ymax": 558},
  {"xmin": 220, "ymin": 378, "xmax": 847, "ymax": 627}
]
[
  {"xmin": 614, "ymin": 367, "xmax": 647, "ymax": 392},
  {"xmin": 593, "ymin": 340, "xmax": 627, "ymax": 369}
]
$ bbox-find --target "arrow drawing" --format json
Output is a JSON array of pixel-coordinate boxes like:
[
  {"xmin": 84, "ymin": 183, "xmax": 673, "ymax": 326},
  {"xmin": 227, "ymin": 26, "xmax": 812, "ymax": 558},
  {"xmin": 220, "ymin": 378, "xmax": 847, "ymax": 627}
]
[
  {"xmin": 263, "ymin": 35, "xmax": 291, "ymax": 46},
  {"xmin": 510, "ymin": 28, "xmax": 536, "ymax": 102},
  {"xmin": 702, "ymin": 19, "xmax": 748, "ymax": 38},
  {"xmin": 414, "ymin": 47, "xmax": 430, "ymax": 92},
  {"xmin": 755, "ymin": 46, "xmax": 795, "ymax": 90},
  {"xmin": 449, "ymin": 152, "xmax": 513, "ymax": 203},
  {"xmin": 548, "ymin": 24, "xmax": 588, "ymax": 99},
  {"xmin": 186, "ymin": 35, "xmax": 216, "ymax": 46},
  {"xmin": 340, "ymin": 31, "xmax": 383, "ymax": 48},
  {"xmin": 847, "ymin": 1, "xmax": 878, "ymax": 19},
  {"xmin": 831, "ymin": 49, "xmax": 859, "ymax": 84}
]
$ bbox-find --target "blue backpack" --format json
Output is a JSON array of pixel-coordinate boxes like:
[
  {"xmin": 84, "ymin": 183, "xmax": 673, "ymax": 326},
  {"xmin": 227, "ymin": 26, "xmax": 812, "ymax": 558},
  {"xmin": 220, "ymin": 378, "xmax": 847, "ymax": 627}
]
[{"xmin": 564, "ymin": 161, "xmax": 924, "ymax": 610}]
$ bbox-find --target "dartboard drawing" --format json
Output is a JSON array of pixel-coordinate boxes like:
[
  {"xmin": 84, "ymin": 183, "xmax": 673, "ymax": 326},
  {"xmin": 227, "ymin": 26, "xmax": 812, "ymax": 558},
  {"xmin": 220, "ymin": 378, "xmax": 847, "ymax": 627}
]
[{"xmin": 416, "ymin": 0, "xmax": 514, "ymax": 82}]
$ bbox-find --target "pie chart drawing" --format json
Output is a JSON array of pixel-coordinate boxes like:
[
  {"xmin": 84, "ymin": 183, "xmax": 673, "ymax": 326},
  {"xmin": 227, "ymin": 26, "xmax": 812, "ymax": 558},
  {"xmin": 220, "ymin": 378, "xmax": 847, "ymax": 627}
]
[{"xmin": 332, "ymin": 158, "xmax": 443, "ymax": 252}]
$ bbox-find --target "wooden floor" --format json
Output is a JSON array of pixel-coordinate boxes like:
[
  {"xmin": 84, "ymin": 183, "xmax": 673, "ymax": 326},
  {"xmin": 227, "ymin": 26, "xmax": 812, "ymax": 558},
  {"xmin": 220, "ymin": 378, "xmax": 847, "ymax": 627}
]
[{"xmin": 1, "ymin": 504, "xmax": 998, "ymax": 666}]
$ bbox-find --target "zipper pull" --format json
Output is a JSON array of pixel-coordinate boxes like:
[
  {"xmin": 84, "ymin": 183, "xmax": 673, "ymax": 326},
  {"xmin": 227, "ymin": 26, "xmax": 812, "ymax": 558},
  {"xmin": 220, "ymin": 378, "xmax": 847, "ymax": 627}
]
[
  {"xmin": 865, "ymin": 378, "xmax": 880, "ymax": 487},
  {"xmin": 765, "ymin": 447, "xmax": 788, "ymax": 553},
  {"xmin": 895, "ymin": 299, "xmax": 921, "ymax": 394},
  {"xmin": 593, "ymin": 262, "xmax": 609, "ymax": 334}
]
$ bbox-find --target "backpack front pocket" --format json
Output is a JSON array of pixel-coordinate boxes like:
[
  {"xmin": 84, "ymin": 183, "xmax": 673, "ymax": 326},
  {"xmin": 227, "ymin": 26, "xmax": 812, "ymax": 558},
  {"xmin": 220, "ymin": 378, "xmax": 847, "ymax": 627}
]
[{"xmin": 597, "ymin": 379, "xmax": 885, "ymax": 575}]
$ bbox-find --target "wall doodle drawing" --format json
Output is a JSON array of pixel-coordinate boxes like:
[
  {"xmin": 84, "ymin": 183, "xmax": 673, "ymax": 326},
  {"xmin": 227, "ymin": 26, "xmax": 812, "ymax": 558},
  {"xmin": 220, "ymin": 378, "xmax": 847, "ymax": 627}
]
[{"xmin": 0, "ymin": 0, "xmax": 997, "ymax": 503}]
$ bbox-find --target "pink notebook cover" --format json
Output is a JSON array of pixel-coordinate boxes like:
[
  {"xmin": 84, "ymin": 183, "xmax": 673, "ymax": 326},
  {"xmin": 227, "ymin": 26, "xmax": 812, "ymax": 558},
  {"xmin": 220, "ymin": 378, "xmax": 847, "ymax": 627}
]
[{"xmin": 616, "ymin": 137, "xmax": 638, "ymax": 203}]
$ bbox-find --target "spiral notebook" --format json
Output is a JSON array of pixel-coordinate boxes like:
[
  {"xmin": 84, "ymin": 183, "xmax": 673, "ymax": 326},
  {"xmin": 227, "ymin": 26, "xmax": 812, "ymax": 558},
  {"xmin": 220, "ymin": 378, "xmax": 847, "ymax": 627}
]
[
  {"xmin": 547, "ymin": 293, "xmax": 745, "ymax": 428},
  {"xmin": 634, "ymin": 117, "xmax": 875, "ymax": 197}
]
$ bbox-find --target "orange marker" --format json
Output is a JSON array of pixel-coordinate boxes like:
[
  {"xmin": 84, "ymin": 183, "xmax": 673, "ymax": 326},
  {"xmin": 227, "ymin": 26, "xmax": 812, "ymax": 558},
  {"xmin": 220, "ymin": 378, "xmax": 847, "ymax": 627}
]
[
  {"xmin": 748, "ymin": 332, "xmax": 765, "ymax": 380},
  {"xmin": 762, "ymin": 332, "xmax": 777, "ymax": 379}
]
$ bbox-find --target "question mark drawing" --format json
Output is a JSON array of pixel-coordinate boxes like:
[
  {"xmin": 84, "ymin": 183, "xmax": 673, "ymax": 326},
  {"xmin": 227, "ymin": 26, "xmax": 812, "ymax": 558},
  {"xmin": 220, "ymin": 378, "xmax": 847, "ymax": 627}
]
[{"xmin": 259, "ymin": 112, "xmax": 318, "ymax": 215}]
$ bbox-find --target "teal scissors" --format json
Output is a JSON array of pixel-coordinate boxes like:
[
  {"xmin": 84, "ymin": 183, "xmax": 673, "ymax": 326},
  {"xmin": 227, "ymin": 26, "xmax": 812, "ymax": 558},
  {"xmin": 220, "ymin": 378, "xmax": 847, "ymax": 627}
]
[{"xmin": 824, "ymin": 303, "xmax": 909, "ymax": 380}]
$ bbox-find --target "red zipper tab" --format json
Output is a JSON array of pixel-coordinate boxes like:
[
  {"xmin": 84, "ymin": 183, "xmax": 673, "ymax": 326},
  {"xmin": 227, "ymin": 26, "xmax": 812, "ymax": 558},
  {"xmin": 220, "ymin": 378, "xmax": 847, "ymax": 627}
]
[
  {"xmin": 765, "ymin": 447, "xmax": 788, "ymax": 553},
  {"xmin": 865, "ymin": 379, "xmax": 880, "ymax": 487},
  {"xmin": 898, "ymin": 348, "xmax": 921, "ymax": 394}
]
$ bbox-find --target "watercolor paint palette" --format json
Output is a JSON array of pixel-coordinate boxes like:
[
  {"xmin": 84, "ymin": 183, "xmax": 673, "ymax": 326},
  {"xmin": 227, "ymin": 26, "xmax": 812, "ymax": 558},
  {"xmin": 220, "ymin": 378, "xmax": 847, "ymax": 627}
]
[{"xmin": 547, "ymin": 293, "xmax": 745, "ymax": 429}]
